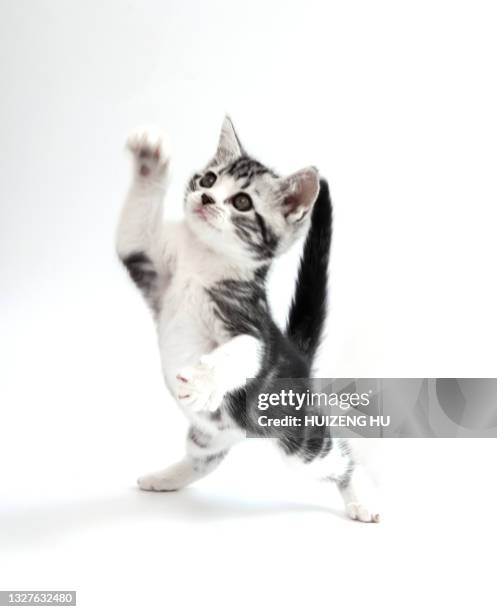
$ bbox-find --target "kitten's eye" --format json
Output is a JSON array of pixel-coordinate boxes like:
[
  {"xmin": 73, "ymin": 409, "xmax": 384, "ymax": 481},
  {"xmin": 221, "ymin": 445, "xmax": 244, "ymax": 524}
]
[
  {"xmin": 232, "ymin": 193, "xmax": 253, "ymax": 212},
  {"xmin": 199, "ymin": 172, "xmax": 217, "ymax": 188}
]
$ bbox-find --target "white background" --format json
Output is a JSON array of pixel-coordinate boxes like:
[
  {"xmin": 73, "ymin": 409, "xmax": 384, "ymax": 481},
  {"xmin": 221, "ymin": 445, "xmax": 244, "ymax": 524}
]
[{"xmin": 1, "ymin": 1, "xmax": 496, "ymax": 610}]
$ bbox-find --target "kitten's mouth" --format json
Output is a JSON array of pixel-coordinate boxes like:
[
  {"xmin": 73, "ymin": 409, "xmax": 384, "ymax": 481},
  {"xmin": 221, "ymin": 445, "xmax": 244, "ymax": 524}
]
[{"xmin": 195, "ymin": 206, "xmax": 218, "ymax": 228}]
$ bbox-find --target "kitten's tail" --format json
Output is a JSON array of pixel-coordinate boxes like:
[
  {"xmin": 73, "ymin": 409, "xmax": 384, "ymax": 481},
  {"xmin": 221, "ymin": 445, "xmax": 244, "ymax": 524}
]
[{"xmin": 286, "ymin": 178, "xmax": 332, "ymax": 361}]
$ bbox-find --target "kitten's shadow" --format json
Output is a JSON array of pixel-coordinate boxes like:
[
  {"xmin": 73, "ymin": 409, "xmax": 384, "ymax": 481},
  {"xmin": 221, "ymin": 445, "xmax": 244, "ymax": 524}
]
[{"xmin": 2, "ymin": 488, "xmax": 345, "ymax": 550}]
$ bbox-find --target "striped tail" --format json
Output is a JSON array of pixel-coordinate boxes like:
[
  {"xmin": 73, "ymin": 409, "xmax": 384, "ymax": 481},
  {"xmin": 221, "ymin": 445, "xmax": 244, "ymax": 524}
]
[{"xmin": 285, "ymin": 178, "xmax": 332, "ymax": 361}]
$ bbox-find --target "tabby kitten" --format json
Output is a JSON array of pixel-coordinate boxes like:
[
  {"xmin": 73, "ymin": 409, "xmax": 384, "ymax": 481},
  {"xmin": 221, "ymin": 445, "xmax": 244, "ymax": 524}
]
[{"xmin": 116, "ymin": 116, "xmax": 379, "ymax": 522}]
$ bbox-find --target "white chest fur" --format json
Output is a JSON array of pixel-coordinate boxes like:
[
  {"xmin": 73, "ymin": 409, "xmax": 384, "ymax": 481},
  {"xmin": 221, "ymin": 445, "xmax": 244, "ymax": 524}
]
[{"xmin": 157, "ymin": 224, "xmax": 232, "ymax": 392}]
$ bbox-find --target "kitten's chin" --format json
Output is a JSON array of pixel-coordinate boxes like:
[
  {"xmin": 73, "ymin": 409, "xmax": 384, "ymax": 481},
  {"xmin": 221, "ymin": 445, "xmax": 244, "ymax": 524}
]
[
  {"xmin": 185, "ymin": 212, "xmax": 255, "ymax": 267},
  {"xmin": 185, "ymin": 211, "xmax": 221, "ymax": 249},
  {"xmin": 194, "ymin": 207, "xmax": 219, "ymax": 230}
]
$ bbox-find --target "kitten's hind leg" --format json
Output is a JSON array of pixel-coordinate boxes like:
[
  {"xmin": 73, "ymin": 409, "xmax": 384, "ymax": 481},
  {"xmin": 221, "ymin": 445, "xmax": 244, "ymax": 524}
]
[
  {"xmin": 137, "ymin": 419, "xmax": 241, "ymax": 492},
  {"xmin": 137, "ymin": 453, "xmax": 226, "ymax": 492},
  {"xmin": 280, "ymin": 437, "xmax": 380, "ymax": 523},
  {"xmin": 337, "ymin": 465, "xmax": 380, "ymax": 523}
]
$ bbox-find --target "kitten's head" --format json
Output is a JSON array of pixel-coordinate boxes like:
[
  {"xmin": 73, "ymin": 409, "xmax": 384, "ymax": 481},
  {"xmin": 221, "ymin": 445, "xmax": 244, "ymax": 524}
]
[{"xmin": 184, "ymin": 116, "xmax": 320, "ymax": 266}]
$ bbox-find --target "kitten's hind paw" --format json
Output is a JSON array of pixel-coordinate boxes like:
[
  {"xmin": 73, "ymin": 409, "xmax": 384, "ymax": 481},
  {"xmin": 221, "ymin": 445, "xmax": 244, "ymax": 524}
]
[
  {"xmin": 137, "ymin": 471, "xmax": 176, "ymax": 492},
  {"xmin": 126, "ymin": 127, "xmax": 170, "ymax": 179},
  {"xmin": 137, "ymin": 461, "xmax": 195, "ymax": 491},
  {"xmin": 346, "ymin": 502, "xmax": 380, "ymax": 523}
]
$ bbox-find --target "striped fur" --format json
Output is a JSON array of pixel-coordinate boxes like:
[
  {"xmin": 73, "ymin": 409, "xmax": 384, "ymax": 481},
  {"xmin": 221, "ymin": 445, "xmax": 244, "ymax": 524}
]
[{"xmin": 117, "ymin": 119, "xmax": 380, "ymax": 522}]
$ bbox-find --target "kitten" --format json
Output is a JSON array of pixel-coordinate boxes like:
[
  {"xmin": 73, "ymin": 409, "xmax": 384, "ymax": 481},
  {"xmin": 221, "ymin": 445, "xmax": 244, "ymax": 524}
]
[{"xmin": 116, "ymin": 116, "xmax": 379, "ymax": 522}]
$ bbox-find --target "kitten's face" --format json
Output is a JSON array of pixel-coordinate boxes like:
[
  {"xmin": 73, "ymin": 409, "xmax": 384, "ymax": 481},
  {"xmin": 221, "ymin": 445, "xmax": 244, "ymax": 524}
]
[{"xmin": 184, "ymin": 117, "xmax": 319, "ymax": 265}]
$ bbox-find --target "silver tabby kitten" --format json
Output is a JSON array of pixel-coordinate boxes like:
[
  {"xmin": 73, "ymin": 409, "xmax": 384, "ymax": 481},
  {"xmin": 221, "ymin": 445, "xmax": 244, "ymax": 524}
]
[{"xmin": 116, "ymin": 116, "xmax": 379, "ymax": 522}]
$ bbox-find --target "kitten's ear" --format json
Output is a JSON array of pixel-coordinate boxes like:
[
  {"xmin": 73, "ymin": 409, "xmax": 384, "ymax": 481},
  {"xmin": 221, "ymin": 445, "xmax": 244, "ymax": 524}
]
[
  {"xmin": 213, "ymin": 115, "xmax": 244, "ymax": 164},
  {"xmin": 278, "ymin": 167, "xmax": 320, "ymax": 223}
]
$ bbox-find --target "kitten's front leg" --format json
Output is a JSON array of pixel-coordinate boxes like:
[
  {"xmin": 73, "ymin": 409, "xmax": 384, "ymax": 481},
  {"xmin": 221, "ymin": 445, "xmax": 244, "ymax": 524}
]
[
  {"xmin": 117, "ymin": 127, "xmax": 171, "ymax": 258},
  {"xmin": 117, "ymin": 127, "xmax": 177, "ymax": 311},
  {"xmin": 176, "ymin": 335, "xmax": 263, "ymax": 413}
]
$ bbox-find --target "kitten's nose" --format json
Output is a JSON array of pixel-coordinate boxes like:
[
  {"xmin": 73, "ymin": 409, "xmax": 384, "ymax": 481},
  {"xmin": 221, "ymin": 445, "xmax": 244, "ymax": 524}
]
[{"xmin": 201, "ymin": 193, "xmax": 215, "ymax": 206}]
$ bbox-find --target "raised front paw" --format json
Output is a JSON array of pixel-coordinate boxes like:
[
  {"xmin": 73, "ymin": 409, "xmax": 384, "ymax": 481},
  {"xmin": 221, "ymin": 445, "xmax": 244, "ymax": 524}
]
[
  {"xmin": 176, "ymin": 356, "xmax": 223, "ymax": 413},
  {"xmin": 126, "ymin": 127, "xmax": 170, "ymax": 179}
]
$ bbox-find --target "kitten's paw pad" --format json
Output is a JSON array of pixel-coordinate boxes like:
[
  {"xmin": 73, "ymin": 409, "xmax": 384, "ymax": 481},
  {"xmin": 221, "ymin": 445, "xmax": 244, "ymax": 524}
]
[
  {"xmin": 126, "ymin": 127, "xmax": 170, "ymax": 177},
  {"xmin": 346, "ymin": 502, "xmax": 380, "ymax": 523},
  {"xmin": 176, "ymin": 361, "xmax": 220, "ymax": 412},
  {"xmin": 137, "ymin": 471, "xmax": 178, "ymax": 492}
]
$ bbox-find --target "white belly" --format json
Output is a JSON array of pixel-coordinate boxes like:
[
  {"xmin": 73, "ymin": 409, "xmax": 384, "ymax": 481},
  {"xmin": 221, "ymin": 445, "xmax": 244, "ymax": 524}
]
[{"xmin": 157, "ymin": 276, "xmax": 220, "ymax": 393}]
